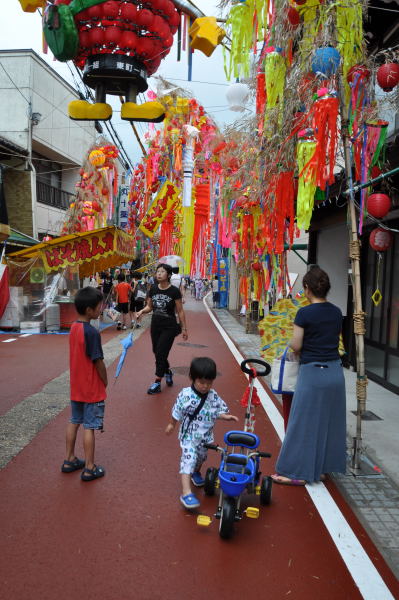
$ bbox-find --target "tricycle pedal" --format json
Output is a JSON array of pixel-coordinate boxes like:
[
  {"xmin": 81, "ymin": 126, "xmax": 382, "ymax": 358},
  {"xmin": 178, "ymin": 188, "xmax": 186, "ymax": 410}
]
[
  {"xmin": 197, "ymin": 515, "xmax": 212, "ymax": 527},
  {"xmin": 245, "ymin": 507, "xmax": 260, "ymax": 519},
  {"xmin": 255, "ymin": 485, "xmax": 261, "ymax": 495}
]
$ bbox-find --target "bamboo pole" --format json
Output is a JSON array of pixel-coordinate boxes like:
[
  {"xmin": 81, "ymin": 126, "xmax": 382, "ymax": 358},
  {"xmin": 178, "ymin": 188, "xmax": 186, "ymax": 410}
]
[{"xmin": 339, "ymin": 88, "xmax": 367, "ymax": 473}]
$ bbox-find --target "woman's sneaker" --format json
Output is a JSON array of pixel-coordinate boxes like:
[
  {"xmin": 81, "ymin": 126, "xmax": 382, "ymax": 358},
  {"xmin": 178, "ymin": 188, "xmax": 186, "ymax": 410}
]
[
  {"xmin": 147, "ymin": 381, "xmax": 161, "ymax": 394},
  {"xmin": 165, "ymin": 369, "xmax": 173, "ymax": 387}
]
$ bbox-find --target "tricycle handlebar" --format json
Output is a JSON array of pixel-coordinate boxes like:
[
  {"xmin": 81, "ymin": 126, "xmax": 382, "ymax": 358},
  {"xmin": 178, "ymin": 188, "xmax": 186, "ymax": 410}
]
[{"xmin": 240, "ymin": 358, "xmax": 271, "ymax": 377}]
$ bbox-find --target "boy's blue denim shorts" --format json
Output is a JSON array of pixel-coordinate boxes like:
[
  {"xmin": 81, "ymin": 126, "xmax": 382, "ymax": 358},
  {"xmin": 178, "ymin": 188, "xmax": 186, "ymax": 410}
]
[{"xmin": 70, "ymin": 401, "xmax": 105, "ymax": 430}]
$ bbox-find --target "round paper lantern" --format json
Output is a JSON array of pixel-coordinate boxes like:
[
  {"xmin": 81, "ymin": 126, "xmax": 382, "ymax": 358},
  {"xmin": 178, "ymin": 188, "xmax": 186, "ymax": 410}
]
[
  {"xmin": 120, "ymin": 30, "xmax": 138, "ymax": 51},
  {"xmin": 79, "ymin": 30, "xmax": 91, "ymax": 48},
  {"xmin": 89, "ymin": 27, "xmax": 105, "ymax": 47},
  {"xmin": 377, "ymin": 63, "xmax": 399, "ymax": 92},
  {"xmin": 347, "ymin": 64, "xmax": 370, "ymax": 85},
  {"xmin": 102, "ymin": 0, "xmax": 119, "ymax": 19},
  {"xmin": 226, "ymin": 82, "xmax": 250, "ymax": 112},
  {"xmin": 120, "ymin": 1, "xmax": 137, "ymax": 21},
  {"xmin": 311, "ymin": 47, "xmax": 340, "ymax": 77},
  {"xmin": 367, "ymin": 193, "xmax": 391, "ymax": 219},
  {"xmin": 252, "ymin": 262, "xmax": 262, "ymax": 271},
  {"xmin": 287, "ymin": 6, "xmax": 300, "ymax": 27},
  {"xmin": 86, "ymin": 4, "xmax": 102, "ymax": 19},
  {"xmin": 89, "ymin": 149, "xmax": 106, "ymax": 167},
  {"xmin": 369, "ymin": 227, "xmax": 393, "ymax": 252},
  {"xmin": 104, "ymin": 25, "xmax": 121, "ymax": 46},
  {"xmin": 136, "ymin": 9, "xmax": 154, "ymax": 29}
]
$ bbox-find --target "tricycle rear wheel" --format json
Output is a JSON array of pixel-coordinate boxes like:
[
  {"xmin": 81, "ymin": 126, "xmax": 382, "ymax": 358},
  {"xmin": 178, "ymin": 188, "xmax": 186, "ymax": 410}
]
[
  {"xmin": 219, "ymin": 497, "xmax": 236, "ymax": 539},
  {"xmin": 260, "ymin": 475, "xmax": 273, "ymax": 505},
  {"xmin": 204, "ymin": 467, "xmax": 218, "ymax": 496}
]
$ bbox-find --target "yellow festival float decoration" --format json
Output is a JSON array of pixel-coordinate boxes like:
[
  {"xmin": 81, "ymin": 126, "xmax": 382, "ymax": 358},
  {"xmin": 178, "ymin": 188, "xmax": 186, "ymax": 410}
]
[{"xmin": 139, "ymin": 180, "xmax": 180, "ymax": 238}]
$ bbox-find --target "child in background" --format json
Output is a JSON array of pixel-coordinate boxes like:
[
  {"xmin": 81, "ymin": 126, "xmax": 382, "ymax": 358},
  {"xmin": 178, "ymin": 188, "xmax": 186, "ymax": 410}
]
[
  {"xmin": 61, "ymin": 287, "xmax": 108, "ymax": 482},
  {"xmin": 115, "ymin": 273, "xmax": 131, "ymax": 330},
  {"xmin": 166, "ymin": 357, "xmax": 238, "ymax": 509}
]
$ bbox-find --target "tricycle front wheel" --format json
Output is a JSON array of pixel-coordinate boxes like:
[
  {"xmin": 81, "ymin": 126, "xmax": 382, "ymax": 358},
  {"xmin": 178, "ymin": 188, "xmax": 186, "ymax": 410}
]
[
  {"xmin": 260, "ymin": 475, "xmax": 273, "ymax": 505},
  {"xmin": 204, "ymin": 467, "xmax": 218, "ymax": 496},
  {"xmin": 219, "ymin": 497, "xmax": 236, "ymax": 539}
]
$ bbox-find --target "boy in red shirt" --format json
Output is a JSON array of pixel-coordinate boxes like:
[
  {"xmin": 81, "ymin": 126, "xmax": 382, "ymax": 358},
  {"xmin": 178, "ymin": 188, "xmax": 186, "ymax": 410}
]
[
  {"xmin": 61, "ymin": 287, "xmax": 108, "ymax": 481},
  {"xmin": 115, "ymin": 273, "xmax": 131, "ymax": 330}
]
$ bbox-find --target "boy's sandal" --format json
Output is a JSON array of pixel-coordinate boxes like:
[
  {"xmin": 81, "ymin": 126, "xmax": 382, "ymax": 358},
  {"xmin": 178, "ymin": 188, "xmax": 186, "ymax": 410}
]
[
  {"xmin": 61, "ymin": 457, "xmax": 85, "ymax": 473},
  {"xmin": 191, "ymin": 472, "xmax": 205, "ymax": 487},
  {"xmin": 81, "ymin": 464, "xmax": 105, "ymax": 482},
  {"xmin": 180, "ymin": 493, "xmax": 200, "ymax": 509},
  {"xmin": 271, "ymin": 474, "xmax": 306, "ymax": 486}
]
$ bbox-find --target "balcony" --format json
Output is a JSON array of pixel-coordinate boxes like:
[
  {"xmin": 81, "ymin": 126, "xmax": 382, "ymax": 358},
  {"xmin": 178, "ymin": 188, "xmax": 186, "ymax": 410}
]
[{"xmin": 36, "ymin": 180, "xmax": 74, "ymax": 211}]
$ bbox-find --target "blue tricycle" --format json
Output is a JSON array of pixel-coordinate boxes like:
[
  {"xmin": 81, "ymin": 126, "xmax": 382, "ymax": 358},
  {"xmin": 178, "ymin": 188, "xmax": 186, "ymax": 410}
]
[{"xmin": 197, "ymin": 358, "xmax": 273, "ymax": 539}]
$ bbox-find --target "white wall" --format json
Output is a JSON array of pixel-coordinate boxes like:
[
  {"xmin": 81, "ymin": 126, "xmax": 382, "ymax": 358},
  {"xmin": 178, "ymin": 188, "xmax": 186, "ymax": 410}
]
[
  {"xmin": 317, "ymin": 222, "xmax": 349, "ymax": 315},
  {"xmin": 287, "ymin": 231, "xmax": 308, "ymax": 296}
]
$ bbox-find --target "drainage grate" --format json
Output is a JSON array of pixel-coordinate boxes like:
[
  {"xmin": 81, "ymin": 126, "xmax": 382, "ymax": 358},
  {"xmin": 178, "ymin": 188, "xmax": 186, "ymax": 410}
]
[
  {"xmin": 177, "ymin": 342, "xmax": 208, "ymax": 348},
  {"xmin": 351, "ymin": 410, "xmax": 383, "ymax": 421}
]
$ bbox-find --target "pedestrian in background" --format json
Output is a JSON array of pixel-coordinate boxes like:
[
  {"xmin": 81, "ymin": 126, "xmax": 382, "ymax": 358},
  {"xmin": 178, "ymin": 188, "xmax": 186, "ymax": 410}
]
[
  {"xmin": 272, "ymin": 266, "xmax": 346, "ymax": 485},
  {"xmin": 115, "ymin": 273, "xmax": 131, "ymax": 330},
  {"xmin": 136, "ymin": 263, "xmax": 188, "ymax": 394},
  {"xmin": 211, "ymin": 275, "xmax": 220, "ymax": 308},
  {"xmin": 165, "ymin": 357, "xmax": 238, "ymax": 509},
  {"xmin": 61, "ymin": 287, "xmax": 107, "ymax": 482},
  {"xmin": 170, "ymin": 266, "xmax": 185, "ymax": 303},
  {"xmin": 129, "ymin": 271, "xmax": 147, "ymax": 329}
]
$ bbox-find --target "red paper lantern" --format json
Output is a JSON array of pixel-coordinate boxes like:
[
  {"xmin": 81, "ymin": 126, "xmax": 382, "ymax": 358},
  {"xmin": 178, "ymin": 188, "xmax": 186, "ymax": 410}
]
[
  {"xmin": 120, "ymin": 1, "xmax": 137, "ymax": 21},
  {"xmin": 287, "ymin": 6, "xmax": 300, "ymax": 27},
  {"xmin": 369, "ymin": 227, "xmax": 393, "ymax": 252},
  {"xmin": 347, "ymin": 64, "xmax": 370, "ymax": 85},
  {"xmin": 367, "ymin": 193, "xmax": 391, "ymax": 219},
  {"xmin": 104, "ymin": 25, "xmax": 121, "ymax": 46},
  {"xmin": 79, "ymin": 30, "xmax": 91, "ymax": 48},
  {"xmin": 89, "ymin": 27, "xmax": 105, "ymax": 46},
  {"xmin": 120, "ymin": 30, "xmax": 138, "ymax": 51},
  {"xmin": 136, "ymin": 9, "xmax": 154, "ymax": 29},
  {"xmin": 252, "ymin": 262, "xmax": 263, "ymax": 271},
  {"xmin": 137, "ymin": 36, "xmax": 156, "ymax": 59},
  {"xmin": 102, "ymin": 0, "xmax": 119, "ymax": 19},
  {"xmin": 86, "ymin": 4, "xmax": 102, "ymax": 19},
  {"xmin": 377, "ymin": 63, "xmax": 399, "ymax": 92}
]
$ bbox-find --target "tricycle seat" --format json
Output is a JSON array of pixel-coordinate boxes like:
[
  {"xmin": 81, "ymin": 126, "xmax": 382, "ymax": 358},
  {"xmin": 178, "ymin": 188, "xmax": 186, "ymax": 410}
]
[
  {"xmin": 225, "ymin": 454, "xmax": 252, "ymax": 475},
  {"xmin": 224, "ymin": 430, "xmax": 260, "ymax": 449}
]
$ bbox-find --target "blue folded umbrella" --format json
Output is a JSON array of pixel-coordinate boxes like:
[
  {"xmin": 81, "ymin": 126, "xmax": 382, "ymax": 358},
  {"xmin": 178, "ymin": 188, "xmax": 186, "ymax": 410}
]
[{"xmin": 115, "ymin": 332, "xmax": 133, "ymax": 379}]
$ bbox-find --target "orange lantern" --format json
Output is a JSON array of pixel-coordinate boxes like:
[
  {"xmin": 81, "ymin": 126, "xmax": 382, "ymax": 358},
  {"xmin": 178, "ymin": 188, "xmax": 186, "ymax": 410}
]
[{"xmin": 89, "ymin": 149, "xmax": 106, "ymax": 167}]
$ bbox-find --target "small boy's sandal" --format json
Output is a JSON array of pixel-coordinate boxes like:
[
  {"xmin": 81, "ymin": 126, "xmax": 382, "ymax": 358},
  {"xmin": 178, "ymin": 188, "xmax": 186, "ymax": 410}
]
[
  {"xmin": 180, "ymin": 493, "xmax": 200, "ymax": 509},
  {"xmin": 61, "ymin": 457, "xmax": 85, "ymax": 473},
  {"xmin": 81, "ymin": 464, "xmax": 105, "ymax": 482}
]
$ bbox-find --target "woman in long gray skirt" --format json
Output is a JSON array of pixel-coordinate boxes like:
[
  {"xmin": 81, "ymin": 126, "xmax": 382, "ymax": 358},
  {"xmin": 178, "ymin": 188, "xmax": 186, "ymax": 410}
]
[{"xmin": 272, "ymin": 266, "xmax": 347, "ymax": 485}]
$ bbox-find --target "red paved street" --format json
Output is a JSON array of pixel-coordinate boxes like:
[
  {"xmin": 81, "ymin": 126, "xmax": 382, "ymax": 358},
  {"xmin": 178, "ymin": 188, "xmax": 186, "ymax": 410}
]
[{"xmin": 1, "ymin": 300, "xmax": 398, "ymax": 599}]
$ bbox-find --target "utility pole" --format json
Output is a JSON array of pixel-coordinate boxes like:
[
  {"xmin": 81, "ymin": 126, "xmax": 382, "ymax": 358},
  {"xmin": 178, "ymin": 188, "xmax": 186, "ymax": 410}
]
[{"xmin": 339, "ymin": 87, "xmax": 367, "ymax": 474}]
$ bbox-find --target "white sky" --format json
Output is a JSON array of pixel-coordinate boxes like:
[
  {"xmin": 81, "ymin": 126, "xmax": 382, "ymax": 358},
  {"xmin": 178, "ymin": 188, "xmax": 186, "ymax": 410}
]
[{"xmin": 1, "ymin": 1, "xmax": 252, "ymax": 165}]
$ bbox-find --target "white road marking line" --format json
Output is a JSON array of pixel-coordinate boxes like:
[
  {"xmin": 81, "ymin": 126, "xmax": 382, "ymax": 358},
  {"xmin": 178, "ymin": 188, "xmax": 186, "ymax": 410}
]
[
  {"xmin": 1, "ymin": 338, "xmax": 17, "ymax": 343},
  {"xmin": 204, "ymin": 297, "xmax": 394, "ymax": 600},
  {"xmin": 19, "ymin": 334, "xmax": 32, "ymax": 338}
]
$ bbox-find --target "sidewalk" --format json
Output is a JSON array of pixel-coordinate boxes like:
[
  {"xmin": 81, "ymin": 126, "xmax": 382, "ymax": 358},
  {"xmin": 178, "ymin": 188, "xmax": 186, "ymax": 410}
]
[{"xmin": 210, "ymin": 300, "xmax": 399, "ymax": 580}]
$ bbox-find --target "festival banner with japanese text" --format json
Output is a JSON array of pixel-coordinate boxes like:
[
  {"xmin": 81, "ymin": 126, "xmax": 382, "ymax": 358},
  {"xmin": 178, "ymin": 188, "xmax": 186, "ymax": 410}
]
[
  {"xmin": 218, "ymin": 256, "xmax": 229, "ymax": 308},
  {"xmin": 139, "ymin": 180, "xmax": 179, "ymax": 238},
  {"xmin": 39, "ymin": 227, "xmax": 135, "ymax": 274}
]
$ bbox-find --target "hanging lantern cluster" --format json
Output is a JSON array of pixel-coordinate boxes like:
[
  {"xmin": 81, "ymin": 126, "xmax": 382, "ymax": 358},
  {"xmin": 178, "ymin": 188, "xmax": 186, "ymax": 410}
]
[{"xmin": 72, "ymin": 0, "xmax": 180, "ymax": 74}]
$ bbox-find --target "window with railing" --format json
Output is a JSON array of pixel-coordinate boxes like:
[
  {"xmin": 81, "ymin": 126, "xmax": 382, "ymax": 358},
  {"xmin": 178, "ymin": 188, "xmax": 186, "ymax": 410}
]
[{"xmin": 36, "ymin": 180, "xmax": 74, "ymax": 210}]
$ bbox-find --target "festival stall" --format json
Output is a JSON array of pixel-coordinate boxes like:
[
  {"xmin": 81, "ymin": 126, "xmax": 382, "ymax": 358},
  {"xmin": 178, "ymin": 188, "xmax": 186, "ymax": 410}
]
[{"xmin": 5, "ymin": 226, "xmax": 135, "ymax": 330}]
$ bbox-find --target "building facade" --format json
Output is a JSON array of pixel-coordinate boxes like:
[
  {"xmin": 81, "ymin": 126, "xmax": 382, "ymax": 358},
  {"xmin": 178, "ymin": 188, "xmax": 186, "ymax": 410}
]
[{"xmin": 0, "ymin": 49, "xmax": 97, "ymax": 240}]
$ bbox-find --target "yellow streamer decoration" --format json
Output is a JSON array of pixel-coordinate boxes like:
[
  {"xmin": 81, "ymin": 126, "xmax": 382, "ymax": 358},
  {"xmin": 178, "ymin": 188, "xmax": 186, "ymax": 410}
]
[
  {"xmin": 224, "ymin": 0, "xmax": 269, "ymax": 80},
  {"xmin": 181, "ymin": 195, "xmax": 195, "ymax": 272},
  {"xmin": 336, "ymin": 0, "xmax": 364, "ymax": 102},
  {"xmin": 264, "ymin": 51, "xmax": 286, "ymax": 138},
  {"xmin": 296, "ymin": 140, "xmax": 317, "ymax": 231}
]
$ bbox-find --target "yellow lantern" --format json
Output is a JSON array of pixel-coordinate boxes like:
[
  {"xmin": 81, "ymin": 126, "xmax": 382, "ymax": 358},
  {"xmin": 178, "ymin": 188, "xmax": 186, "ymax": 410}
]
[
  {"xmin": 88, "ymin": 149, "xmax": 106, "ymax": 167},
  {"xmin": 18, "ymin": 0, "xmax": 45, "ymax": 12}
]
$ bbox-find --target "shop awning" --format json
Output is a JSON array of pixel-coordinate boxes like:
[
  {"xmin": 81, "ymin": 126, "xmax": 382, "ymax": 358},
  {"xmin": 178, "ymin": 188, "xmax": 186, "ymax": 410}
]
[
  {"xmin": 7, "ymin": 226, "xmax": 135, "ymax": 277},
  {"xmin": 7, "ymin": 228, "xmax": 40, "ymax": 248}
]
